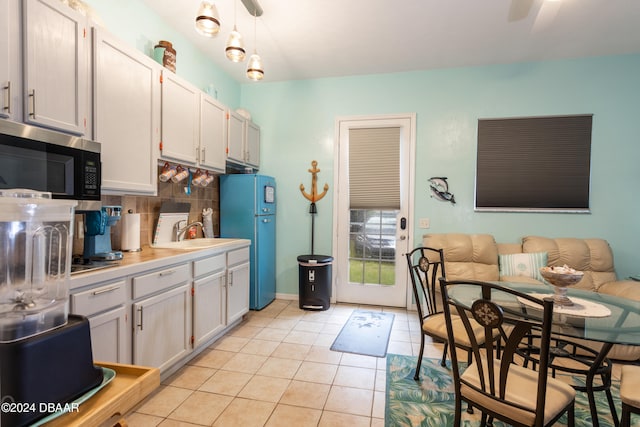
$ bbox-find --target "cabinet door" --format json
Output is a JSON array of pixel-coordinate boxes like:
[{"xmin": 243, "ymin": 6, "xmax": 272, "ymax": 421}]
[
  {"xmin": 88, "ymin": 305, "xmax": 129, "ymax": 364},
  {"xmin": 133, "ymin": 284, "xmax": 192, "ymax": 372},
  {"xmin": 227, "ymin": 262, "xmax": 250, "ymax": 324},
  {"xmin": 226, "ymin": 109, "xmax": 245, "ymax": 164},
  {"xmin": 94, "ymin": 28, "xmax": 160, "ymax": 195},
  {"xmin": 245, "ymin": 120, "xmax": 260, "ymax": 168},
  {"xmin": 23, "ymin": 0, "xmax": 88, "ymax": 135},
  {"xmin": 160, "ymin": 71, "xmax": 199, "ymax": 164},
  {"xmin": 193, "ymin": 270, "xmax": 226, "ymax": 348},
  {"xmin": 0, "ymin": 0, "xmax": 20, "ymax": 120},
  {"xmin": 199, "ymin": 94, "xmax": 226, "ymax": 172}
]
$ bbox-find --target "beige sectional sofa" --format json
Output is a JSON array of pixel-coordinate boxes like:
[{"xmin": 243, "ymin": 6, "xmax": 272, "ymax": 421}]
[{"xmin": 422, "ymin": 233, "xmax": 640, "ymax": 361}]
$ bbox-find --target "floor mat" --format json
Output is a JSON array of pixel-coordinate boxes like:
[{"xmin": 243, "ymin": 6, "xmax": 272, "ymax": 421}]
[
  {"xmin": 330, "ymin": 310, "xmax": 395, "ymax": 357},
  {"xmin": 385, "ymin": 353, "xmax": 626, "ymax": 427}
]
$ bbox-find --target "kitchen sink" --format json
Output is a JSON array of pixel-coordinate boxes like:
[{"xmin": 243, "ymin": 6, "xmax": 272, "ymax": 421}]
[{"xmin": 151, "ymin": 238, "xmax": 239, "ymax": 250}]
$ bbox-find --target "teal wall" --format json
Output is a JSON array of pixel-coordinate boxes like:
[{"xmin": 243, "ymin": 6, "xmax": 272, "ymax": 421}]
[
  {"xmin": 242, "ymin": 56, "xmax": 640, "ymax": 295},
  {"xmin": 84, "ymin": 0, "xmax": 241, "ymax": 108},
  {"xmin": 84, "ymin": 1, "xmax": 640, "ymax": 295}
]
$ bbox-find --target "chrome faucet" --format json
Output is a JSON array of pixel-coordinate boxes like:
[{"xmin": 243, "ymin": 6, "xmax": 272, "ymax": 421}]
[{"xmin": 173, "ymin": 220, "xmax": 204, "ymax": 241}]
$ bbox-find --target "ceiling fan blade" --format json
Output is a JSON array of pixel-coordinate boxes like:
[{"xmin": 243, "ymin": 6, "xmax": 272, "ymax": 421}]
[{"xmin": 508, "ymin": 0, "xmax": 535, "ymax": 22}]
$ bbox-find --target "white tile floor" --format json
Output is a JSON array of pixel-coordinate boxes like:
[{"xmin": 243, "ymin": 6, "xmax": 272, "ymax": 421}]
[
  {"xmin": 123, "ymin": 299, "xmax": 624, "ymax": 426},
  {"xmin": 123, "ymin": 299, "xmax": 445, "ymax": 427}
]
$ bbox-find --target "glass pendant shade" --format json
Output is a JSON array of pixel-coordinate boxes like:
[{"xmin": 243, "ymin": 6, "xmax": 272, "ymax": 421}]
[
  {"xmin": 225, "ymin": 27, "xmax": 246, "ymax": 62},
  {"xmin": 246, "ymin": 53, "xmax": 264, "ymax": 81},
  {"xmin": 195, "ymin": 1, "xmax": 220, "ymax": 37}
]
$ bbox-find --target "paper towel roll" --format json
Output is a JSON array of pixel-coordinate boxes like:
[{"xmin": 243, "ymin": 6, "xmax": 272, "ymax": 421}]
[{"xmin": 121, "ymin": 213, "xmax": 141, "ymax": 252}]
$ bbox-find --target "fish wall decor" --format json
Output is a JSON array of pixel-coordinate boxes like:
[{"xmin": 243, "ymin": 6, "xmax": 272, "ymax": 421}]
[{"xmin": 428, "ymin": 177, "xmax": 456, "ymax": 205}]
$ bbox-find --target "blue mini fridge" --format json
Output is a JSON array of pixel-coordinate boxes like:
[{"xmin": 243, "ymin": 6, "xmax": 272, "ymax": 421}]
[{"xmin": 220, "ymin": 174, "xmax": 276, "ymax": 310}]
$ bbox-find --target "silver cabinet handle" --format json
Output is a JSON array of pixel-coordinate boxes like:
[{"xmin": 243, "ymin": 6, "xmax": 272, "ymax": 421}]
[
  {"xmin": 229, "ymin": 271, "xmax": 233, "ymax": 286},
  {"xmin": 92, "ymin": 286, "xmax": 120, "ymax": 295},
  {"xmin": 201, "ymin": 147, "xmax": 206, "ymax": 163},
  {"xmin": 137, "ymin": 307, "xmax": 144, "ymax": 330},
  {"xmin": 159, "ymin": 269, "xmax": 175, "ymax": 277},
  {"xmin": 3, "ymin": 81, "xmax": 10, "ymax": 114},
  {"xmin": 28, "ymin": 89, "xmax": 36, "ymax": 117}
]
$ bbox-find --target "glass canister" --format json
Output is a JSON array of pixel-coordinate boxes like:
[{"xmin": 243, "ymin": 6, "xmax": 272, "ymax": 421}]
[{"xmin": 0, "ymin": 190, "xmax": 77, "ymax": 342}]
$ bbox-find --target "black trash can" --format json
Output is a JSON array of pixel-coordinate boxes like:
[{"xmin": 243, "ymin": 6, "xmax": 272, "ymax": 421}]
[{"xmin": 297, "ymin": 254, "xmax": 333, "ymax": 310}]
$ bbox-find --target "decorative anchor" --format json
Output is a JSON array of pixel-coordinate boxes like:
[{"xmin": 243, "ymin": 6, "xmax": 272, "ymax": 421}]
[{"xmin": 299, "ymin": 160, "xmax": 329, "ymax": 254}]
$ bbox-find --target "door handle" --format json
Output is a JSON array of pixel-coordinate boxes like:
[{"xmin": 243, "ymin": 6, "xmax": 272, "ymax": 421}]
[
  {"xmin": 28, "ymin": 89, "xmax": 36, "ymax": 118},
  {"xmin": 137, "ymin": 307, "xmax": 144, "ymax": 330},
  {"xmin": 3, "ymin": 81, "xmax": 10, "ymax": 114},
  {"xmin": 399, "ymin": 235, "xmax": 406, "ymax": 240},
  {"xmin": 400, "ymin": 217, "xmax": 407, "ymax": 230}
]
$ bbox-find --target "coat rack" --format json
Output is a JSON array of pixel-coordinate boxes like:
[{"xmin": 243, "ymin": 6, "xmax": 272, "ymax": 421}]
[{"xmin": 299, "ymin": 160, "xmax": 329, "ymax": 254}]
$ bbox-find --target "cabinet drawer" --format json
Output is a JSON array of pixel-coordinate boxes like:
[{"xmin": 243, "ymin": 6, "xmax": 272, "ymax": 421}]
[
  {"xmin": 133, "ymin": 263, "xmax": 190, "ymax": 299},
  {"xmin": 228, "ymin": 247, "xmax": 250, "ymax": 267},
  {"xmin": 193, "ymin": 253, "xmax": 226, "ymax": 278},
  {"xmin": 71, "ymin": 280, "xmax": 126, "ymax": 316}
]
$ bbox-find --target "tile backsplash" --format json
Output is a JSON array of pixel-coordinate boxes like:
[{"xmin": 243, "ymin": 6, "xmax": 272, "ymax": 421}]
[{"xmin": 73, "ymin": 167, "xmax": 220, "ymax": 256}]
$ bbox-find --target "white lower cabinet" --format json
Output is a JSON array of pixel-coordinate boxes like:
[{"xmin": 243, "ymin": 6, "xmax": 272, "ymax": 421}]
[
  {"xmin": 193, "ymin": 254, "xmax": 226, "ymax": 347},
  {"xmin": 133, "ymin": 283, "xmax": 192, "ymax": 372},
  {"xmin": 88, "ymin": 305, "xmax": 128, "ymax": 363},
  {"xmin": 69, "ymin": 242, "xmax": 251, "ymax": 375},
  {"xmin": 70, "ymin": 279, "xmax": 129, "ymax": 364},
  {"xmin": 132, "ymin": 263, "xmax": 192, "ymax": 372},
  {"xmin": 227, "ymin": 248, "xmax": 250, "ymax": 324}
]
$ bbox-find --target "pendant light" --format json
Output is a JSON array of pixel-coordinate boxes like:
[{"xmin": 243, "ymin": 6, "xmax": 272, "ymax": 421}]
[
  {"xmin": 195, "ymin": 1, "xmax": 220, "ymax": 37},
  {"xmin": 225, "ymin": 0, "xmax": 246, "ymax": 62},
  {"xmin": 246, "ymin": 11, "xmax": 264, "ymax": 81}
]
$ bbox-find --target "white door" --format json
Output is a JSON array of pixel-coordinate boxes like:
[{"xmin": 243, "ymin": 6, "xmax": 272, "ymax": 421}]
[
  {"xmin": 23, "ymin": 0, "xmax": 88, "ymax": 135},
  {"xmin": 333, "ymin": 114, "xmax": 416, "ymax": 307},
  {"xmin": 94, "ymin": 28, "xmax": 160, "ymax": 194},
  {"xmin": 133, "ymin": 284, "xmax": 192, "ymax": 371},
  {"xmin": 160, "ymin": 70, "xmax": 199, "ymax": 164},
  {"xmin": 199, "ymin": 93, "xmax": 227, "ymax": 172}
]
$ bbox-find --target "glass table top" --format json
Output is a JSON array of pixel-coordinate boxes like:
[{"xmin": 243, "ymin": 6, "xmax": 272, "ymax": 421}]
[{"xmin": 446, "ymin": 281, "xmax": 640, "ymax": 346}]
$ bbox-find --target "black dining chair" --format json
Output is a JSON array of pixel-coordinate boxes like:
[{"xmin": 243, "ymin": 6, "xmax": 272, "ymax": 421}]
[
  {"xmin": 517, "ymin": 334, "xmax": 616, "ymax": 424},
  {"xmin": 439, "ymin": 278, "xmax": 576, "ymax": 427},
  {"xmin": 406, "ymin": 247, "xmax": 481, "ymax": 381}
]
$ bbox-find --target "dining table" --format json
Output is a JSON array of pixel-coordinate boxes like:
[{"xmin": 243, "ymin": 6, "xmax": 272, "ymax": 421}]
[{"xmin": 447, "ymin": 281, "xmax": 640, "ymax": 427}]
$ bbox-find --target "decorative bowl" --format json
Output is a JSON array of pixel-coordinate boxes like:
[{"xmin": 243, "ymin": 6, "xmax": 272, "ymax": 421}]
[{"xmin": 540, "ymin": 267, "xmax": 584, "ymax": 306}]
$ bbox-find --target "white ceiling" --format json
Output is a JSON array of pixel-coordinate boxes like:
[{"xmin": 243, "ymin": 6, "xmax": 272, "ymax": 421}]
[{"xmin": 140, "ymin": 0, "xmax": 640, "ymax": 83}]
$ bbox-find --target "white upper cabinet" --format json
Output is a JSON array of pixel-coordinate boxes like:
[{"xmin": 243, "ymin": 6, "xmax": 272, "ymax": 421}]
[
  {"xmin": 0, "ymin": 0, "xmax": 21, "ymax": 121},
  {"xmin": 160, "ymin": 70, "xmax": 199, "ymax": 164},
  {"xmin": 93, "ymin": 28, "xmax": 160, "ymax": 195},
  {"xmin": 199, "ymin": 93, "xmax": 226, "ymax": 173},
  {"xmin": 227, "ymin": 109, "xmax": 260, "ymax": 169},
  {"xmin": 245, "ymin": 120, "xmax": 260, "ymax": 168},
  {"xmin": 227, "ymin": 109, "xmax": 245, "ymax": 165},
  {"xmin": 23, "ymin": 0, "xmax": 89, "ymax": 135}
]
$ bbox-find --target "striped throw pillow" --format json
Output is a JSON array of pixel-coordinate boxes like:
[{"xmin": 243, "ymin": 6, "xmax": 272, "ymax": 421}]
[{"xmin": 499, "ymin": 252, "xmax": 548, "ymax": 282}]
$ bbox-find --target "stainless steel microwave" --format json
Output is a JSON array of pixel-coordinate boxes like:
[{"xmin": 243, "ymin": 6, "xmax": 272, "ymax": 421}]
[{"xmin": 0, "ymin": 120, "xmax": 101, "ymax": 210}]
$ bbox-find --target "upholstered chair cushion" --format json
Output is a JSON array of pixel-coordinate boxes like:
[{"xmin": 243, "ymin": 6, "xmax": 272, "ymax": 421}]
[{"xmin": 461, "ymin": 358, "xmax": 576, "ymax": 426}]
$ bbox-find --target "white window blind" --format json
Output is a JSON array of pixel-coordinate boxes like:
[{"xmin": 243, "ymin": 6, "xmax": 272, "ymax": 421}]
[{"xmin": 349, "ymin": 127, "xmax": 400, "ymax": 209}]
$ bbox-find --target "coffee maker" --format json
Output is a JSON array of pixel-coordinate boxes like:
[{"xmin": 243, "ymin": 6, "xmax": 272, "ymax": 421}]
[{"xmin": 83, "ymin": 205, "xmax": 123, "ymax": 261}]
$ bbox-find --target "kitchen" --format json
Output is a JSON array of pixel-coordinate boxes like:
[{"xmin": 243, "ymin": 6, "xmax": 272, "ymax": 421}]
[
  {"xmin": 0, "ymin": 1, "xmax": 276, "ymax": 424},
  {"xmin": 2, "ymin": 0, "xmax": 640, "ymax": 425}
]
